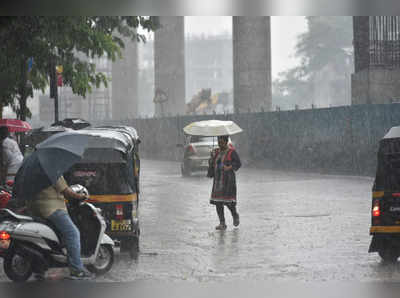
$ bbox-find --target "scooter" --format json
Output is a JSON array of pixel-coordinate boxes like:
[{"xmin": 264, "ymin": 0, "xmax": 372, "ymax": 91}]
[{"xmin": 0, "ymin": 185, "xmax": 114, "ymax": 282}]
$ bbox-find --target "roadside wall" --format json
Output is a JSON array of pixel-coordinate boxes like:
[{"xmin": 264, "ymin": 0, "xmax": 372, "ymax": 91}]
[{"xmin": 101, "ymin": 103, "xmax": 400, "ymax": 176}]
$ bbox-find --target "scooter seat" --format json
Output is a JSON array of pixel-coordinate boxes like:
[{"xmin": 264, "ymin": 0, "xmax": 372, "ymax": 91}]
[
  {"xmin": 0, "ymin": 209, "xmax": 65, "ymax": 249},
  {"xmin": 0, "ymin": 208, "xmax": 33, "ymax": 221}
]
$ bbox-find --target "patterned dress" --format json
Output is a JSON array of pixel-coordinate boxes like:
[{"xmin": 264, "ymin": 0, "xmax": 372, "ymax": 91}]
[{"xmin": 207, "ymin": 147, "xmax": 241, "ymax": 205}]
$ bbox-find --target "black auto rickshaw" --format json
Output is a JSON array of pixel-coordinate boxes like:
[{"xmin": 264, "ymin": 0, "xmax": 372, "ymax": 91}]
[
  {"xmin": 369, "ymin": 126, "xmax": 400, "ymax": 262},
  {"xmin": 64, "ymin": 125, "xmax": 141, "ymax": 258}
]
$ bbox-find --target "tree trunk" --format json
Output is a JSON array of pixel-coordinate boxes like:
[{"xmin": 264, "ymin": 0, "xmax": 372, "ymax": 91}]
[
  {"xmin": 18, "ymin": 59, "xmax": 28, "ymax": 121},
  {"xmin": 19, "ymin": 96, "xmax": 27, "ymax": 121}
]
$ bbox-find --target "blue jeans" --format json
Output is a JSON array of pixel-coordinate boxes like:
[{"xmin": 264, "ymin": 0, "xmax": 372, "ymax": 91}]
[{"xmin": 48, "ymin": 209, "xmax": 85, "ymax": 272}]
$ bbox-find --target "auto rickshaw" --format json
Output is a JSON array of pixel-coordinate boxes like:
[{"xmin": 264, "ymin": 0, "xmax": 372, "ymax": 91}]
[
  {"xmin": 64, "ymin": 125, "xmax": 141, "ymax": 258},
  {"xmin": 369, "ymin": 126, "xmax": 400, "ymax": 262}
]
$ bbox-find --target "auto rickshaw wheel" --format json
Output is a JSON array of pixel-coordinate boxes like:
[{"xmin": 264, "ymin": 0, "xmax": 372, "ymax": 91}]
[
  {"xmin": 121, "ymin": 234, "xmax": 139, "ymax": 260},
  {"xmin": 378, "ymin": 248, "xmax": 400, "ymax": 263},
  {"xmin": 129, "ymin": 236, "xmax": 139, "ymax": 259}
]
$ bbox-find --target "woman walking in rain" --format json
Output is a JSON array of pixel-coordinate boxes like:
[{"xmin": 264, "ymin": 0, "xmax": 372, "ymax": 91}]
[{"xmin": 207, "ymin": 135, "xmax": 241, "ymax": 230}]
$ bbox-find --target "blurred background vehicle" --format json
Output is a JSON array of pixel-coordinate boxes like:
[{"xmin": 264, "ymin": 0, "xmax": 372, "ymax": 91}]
[{"xmin": 177, "ymin": 135, "xmax": 232, "ymax": 177}]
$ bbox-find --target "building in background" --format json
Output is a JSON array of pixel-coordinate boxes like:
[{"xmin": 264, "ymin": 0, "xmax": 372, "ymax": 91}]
[
  {"xmin": 137, "ymin": 34, "xmax": 234, "ymax": 117},
  {"xmin": 38, "ymin": 56, "xmax": 112, "ymax": 125},
  {"xmin": 34, "ymin": 33, "xmax": 234, "ymax": 123},
  {"xmin": 112, "ymin": 35, "xmax": 139, "ymax": 120},
  {"xmin": 185, "ymin": 34, "xmax": 233, "ymax": 113}
]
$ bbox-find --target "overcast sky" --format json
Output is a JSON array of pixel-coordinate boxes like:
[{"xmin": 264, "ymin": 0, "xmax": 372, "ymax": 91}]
[{"xmin": 184, "ymin": 16, "xmax": 308, "ymax": 79}]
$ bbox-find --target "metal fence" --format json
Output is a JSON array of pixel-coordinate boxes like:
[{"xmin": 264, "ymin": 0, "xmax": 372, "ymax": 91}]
[{"xmin": 370, "ymin": 16, "xmax": 400, "ymax": 68}]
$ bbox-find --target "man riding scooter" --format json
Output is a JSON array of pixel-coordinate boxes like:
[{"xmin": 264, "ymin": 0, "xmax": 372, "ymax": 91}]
[
  {"xmin": 10, "ymin": 131, "xmax": 102, "ymax": 280},
  {"xmin": 26, "ymin": 175, "xmax": 93, "ymax": 280}
]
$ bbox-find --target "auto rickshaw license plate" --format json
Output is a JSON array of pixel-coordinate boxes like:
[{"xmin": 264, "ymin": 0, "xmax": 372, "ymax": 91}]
[{"xmin": 111, "ymin": 220, "xmax": 132, "ymax": 231}]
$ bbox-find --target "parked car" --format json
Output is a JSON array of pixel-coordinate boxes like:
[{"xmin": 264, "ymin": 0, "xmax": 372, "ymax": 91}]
[{"xmin": 178, "ymin": 135, "xmax": 232, "ymax": 177}]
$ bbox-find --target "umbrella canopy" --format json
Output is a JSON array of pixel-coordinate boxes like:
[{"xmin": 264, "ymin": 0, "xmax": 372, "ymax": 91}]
[
  {"xmin": 0, "ymin": 119, "xmax": 31, "ymax": 132},
  {"xmin": 183, "ymin": 120, "xmax": 243, "ymax": 136},
  {"xmin": 13, "ymin": 131, "xmax": 90, "ymax": 201},
  {"xmin": 36, "ymin": 132, "xmax": 90, "ymax": 184},
  {"xmin": 36, "ymin": 131, "xmax": 89, "ymax": 158},
  {"xmin": 24, "ymin": 126, "xmax": 73, "ymax": 151}
]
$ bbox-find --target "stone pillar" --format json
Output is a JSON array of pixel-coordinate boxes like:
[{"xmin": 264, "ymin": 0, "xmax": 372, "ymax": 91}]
[
  {"xmin": 352, "ymin": 69, "xmax": 400, "ymax": 105},
  {"xmin": 233, "ymin": 16, "xmax": 272, "ymax": 113},
  {"xmin": 352, "ymin": 16, "xmax": 400, "ymax": 105},
  {"xmin": 112, "ymin": 35, "xmax": 138, "ymax": 120},
  {"xmin": 154, "ymin": 16, "xmax": 185, "ymax": 116},
  {"xmin": 353, "ymin": 16, "xmax": 370, "ymax": 73}
]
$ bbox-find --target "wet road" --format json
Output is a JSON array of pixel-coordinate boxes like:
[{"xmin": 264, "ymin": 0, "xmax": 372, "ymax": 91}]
[{"xmin": 2, "ymin": 159, "xmax": 400, "ymax": 282}]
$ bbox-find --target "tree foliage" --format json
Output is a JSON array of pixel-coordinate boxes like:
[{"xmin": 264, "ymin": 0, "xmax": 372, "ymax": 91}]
[
  {"xmin": 0, "ymin": 16, "xmax": 158, "ymax": 119},
  {"xmin": 273, "ymin": 17, "xmax": 353, "ymax": 110}
]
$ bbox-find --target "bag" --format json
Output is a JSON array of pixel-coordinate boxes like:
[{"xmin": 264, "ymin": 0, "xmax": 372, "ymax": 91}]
[{"xmin": 10, "ymin": 168, "xmax": 29, "ymax": 209}]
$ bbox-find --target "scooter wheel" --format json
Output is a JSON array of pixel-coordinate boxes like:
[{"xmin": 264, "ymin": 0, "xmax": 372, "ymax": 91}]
[
  {"xmin": 4, "ymin": 251, "xmax": 33, "ymax": 282},
  {"xmin": 120, "ymin": 235, "xmax": 140, "ymax": 260},
  {"xmin": 87, "ymin": 244, "xmax": 114, "ymax": 275}
]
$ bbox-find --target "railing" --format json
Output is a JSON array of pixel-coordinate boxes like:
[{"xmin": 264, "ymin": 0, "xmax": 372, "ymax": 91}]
[{"xmin": 369, "ymin": 16, "xmax": 400, "ymax": 68}]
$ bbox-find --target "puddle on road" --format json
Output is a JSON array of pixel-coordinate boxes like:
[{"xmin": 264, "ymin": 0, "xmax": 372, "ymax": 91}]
[
  {"xmin": 139, "ymin": 251, "xmax": 159, "ymax": 256},
  {"xmin": 284, "ymin": 213, "xmax": 331, "ymax": 218}
]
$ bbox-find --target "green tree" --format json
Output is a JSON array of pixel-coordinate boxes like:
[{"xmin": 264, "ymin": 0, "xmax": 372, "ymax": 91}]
[
  {"xmin": 273, "ymin": 16, "xmax": 353, "ymax": 110},
  {"xmin": 0, "ymin": 55, "xmax": 19, "ymax": 118},
  {"xmin": 0, "ymin": 16, "xmax": 158, "ymax": 120}
]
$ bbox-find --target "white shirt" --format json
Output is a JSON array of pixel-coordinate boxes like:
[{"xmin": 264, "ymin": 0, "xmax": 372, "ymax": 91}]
[{"xmin": 2, "ymin": 137, "xmax": 23, "ymax": 178}]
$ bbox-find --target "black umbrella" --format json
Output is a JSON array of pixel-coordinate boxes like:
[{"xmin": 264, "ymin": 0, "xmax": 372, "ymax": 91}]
[{"xmin": 13, "ymin": 131, "xmax": 89, "ymax": 201}]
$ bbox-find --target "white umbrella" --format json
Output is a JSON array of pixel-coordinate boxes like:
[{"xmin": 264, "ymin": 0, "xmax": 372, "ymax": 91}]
[{"xmin": 183, "ymin": 120, "xmax": 243, "ymax": 136}]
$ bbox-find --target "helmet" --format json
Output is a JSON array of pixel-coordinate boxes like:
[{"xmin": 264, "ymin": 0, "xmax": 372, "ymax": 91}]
[{"xmin": 70, "ymin": 184, "xmax": 89, "ymax": 196}]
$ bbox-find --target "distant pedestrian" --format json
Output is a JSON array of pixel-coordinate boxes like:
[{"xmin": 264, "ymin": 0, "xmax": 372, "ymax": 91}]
[
  {"xmin": 0, "ymin": 126, "xmax": 23, "ymax": 184},
  {"xmin": 207, "ymin": 135, "xmax": 241, "ymax": 230}
]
